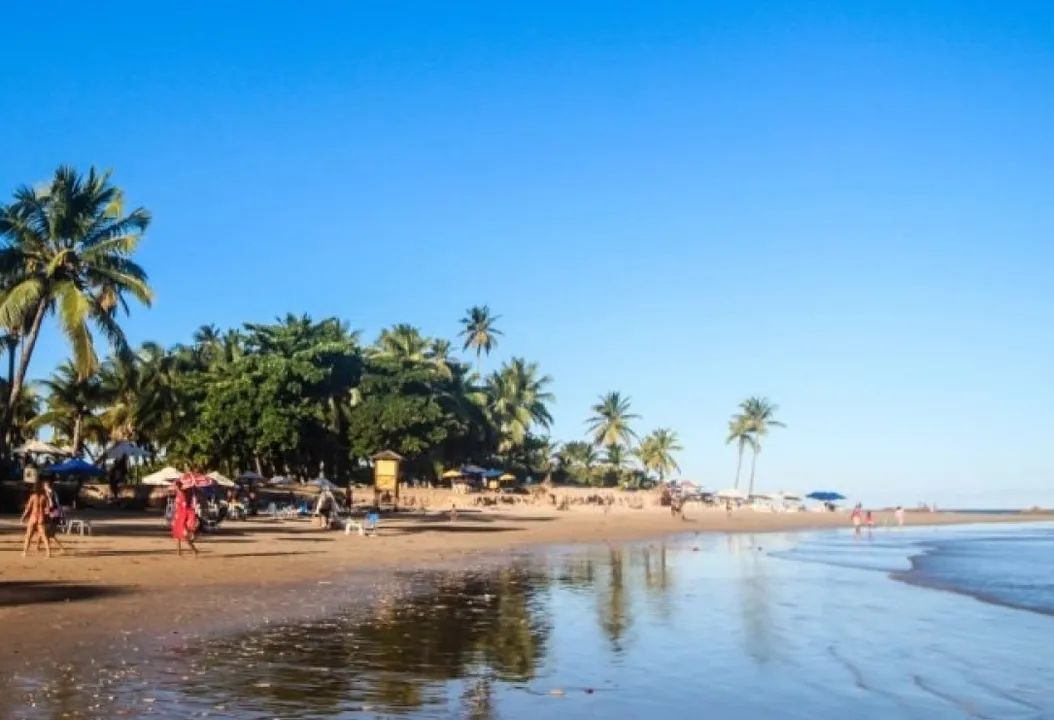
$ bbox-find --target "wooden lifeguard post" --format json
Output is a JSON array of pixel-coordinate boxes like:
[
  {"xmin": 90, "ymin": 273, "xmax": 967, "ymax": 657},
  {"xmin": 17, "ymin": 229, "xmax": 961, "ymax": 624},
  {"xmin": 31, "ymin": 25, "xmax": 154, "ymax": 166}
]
[{"xmin": 371, "ymin": 450, "xmax": 404, "ymax": 507}]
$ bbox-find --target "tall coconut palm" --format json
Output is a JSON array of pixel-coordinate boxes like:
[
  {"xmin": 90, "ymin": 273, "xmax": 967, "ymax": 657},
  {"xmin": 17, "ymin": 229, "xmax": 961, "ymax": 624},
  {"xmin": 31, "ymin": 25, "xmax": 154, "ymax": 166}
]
[
  {"xmin": 737, "ymin": 396, "xmax": 786, "ymax": 496},
  {"xmin": 32, "ymin": 361, "xmax": 105, "ymax": 456},
  {"xmin": 459, "ymin": 305, "xmax": 502, "ymax": 373},
  {"xmin": 637, "ymin": 428, "xmax": 683, "ymax": 483},
  {"xmin": 725, "ymin": 415, "xmax": 756, "ymax": 490},
  {"xmin": 0, "ymin": 166, "xmax": 153, "ymax": 445},
  {"xmin": 586, "ymin": 391, "xmax": 639, "ymax": 448},
  {"xmin": 374, "ymin": 323, "xmax": 429, "ymax": 363},
  {"xmin": 486, "ymin": 357, "xmax": 554, "ymax": 452}
]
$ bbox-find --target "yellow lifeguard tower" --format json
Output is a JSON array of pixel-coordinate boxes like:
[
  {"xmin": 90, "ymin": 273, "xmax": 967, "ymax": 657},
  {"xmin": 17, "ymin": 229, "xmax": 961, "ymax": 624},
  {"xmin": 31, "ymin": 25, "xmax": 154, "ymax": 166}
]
[{"xmin": 371, "ymin": 450, "xmax": 404, "ymax": 505}]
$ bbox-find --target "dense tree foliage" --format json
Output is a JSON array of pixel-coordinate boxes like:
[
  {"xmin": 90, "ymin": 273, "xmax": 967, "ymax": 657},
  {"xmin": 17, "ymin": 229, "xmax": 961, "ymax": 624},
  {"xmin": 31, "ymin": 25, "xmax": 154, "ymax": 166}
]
[{"xmin": 0, "ymin": 167, "xmax": 695, "ymax": 488}]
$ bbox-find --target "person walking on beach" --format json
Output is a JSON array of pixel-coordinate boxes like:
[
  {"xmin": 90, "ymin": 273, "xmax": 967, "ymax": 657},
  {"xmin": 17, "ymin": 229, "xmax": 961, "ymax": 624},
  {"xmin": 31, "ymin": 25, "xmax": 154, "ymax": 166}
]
[
  {"xmin": 171, "ymin": 478, "xmax": 200, "ymax": 557},
  {"xmin": 851, "ymin": 504, "xmax": 862, "ymax": 534},
  {"xmin": 895, "ymin": 506, "xmax": 905, "ymax": 526},
  {"xmin": 39, "ymin": 478, "xmax": 67, "ymax": 555},
  {"xmin": 21, "ymin": 480, "xmax": 51, "ymax": 558}
]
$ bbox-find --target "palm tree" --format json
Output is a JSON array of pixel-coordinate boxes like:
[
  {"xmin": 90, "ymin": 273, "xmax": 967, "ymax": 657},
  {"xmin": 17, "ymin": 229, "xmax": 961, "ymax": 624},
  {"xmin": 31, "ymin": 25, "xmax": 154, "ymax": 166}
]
[
  {"xmin": 374, "ymin": 323, "xmax": 429, "ymax": 363},
  {"xmin": 459, "ymin": 305, "xmax": 502, "ymax": 373},
  {"xmin": 427, "ymin": 338, "xmax": 454, "ymax": 379},
  {"xmin": 0, "ymin": 166, "xmax": 153, "ymax": 445},
  {"xmin": 737, "ymin": 397, "xmax": 786, "ymax": 496},
  {"xmin": 637, "ymin": 428, "xmax": 683, "ymax": 483},
  {"xmin": 32, "ymin": 361, "xmax": 105, "ymax": 456},
  {"xmin": 486, "ymin": 358, "xmax": 554, "ymax": 452},
  {"xmin": 586, "ymin": 391, "xmax": 639, "ymax": 447},
  {"xmin": 558, "ymin": 440, "xmax": 599, "ymax": 483},
  {"xmin": 725, "ymin": 416, "xmax": 756, "ymax": 490}
]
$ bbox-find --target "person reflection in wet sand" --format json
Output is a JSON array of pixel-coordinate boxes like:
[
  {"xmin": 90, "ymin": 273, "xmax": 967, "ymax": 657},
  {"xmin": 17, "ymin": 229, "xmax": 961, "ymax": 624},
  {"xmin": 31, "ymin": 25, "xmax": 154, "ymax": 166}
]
[{"xmin": 21, "ymin": 480, "xmax": 51, "ymax": 558}]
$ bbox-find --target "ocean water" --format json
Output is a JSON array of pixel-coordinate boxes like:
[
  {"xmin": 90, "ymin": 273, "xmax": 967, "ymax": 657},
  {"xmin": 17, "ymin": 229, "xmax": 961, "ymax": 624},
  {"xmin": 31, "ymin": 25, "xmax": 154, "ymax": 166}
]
[{"xmin": 5, "ymin": 523, "xmax": 1053, "ymax": 719}]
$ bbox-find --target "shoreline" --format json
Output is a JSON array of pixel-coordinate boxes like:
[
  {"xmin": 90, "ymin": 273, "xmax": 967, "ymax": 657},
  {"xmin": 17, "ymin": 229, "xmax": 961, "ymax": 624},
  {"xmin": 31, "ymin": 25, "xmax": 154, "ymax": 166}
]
[{"xmin": 1, "ymin": 506, "xmax": 1050, "ymax": 679}]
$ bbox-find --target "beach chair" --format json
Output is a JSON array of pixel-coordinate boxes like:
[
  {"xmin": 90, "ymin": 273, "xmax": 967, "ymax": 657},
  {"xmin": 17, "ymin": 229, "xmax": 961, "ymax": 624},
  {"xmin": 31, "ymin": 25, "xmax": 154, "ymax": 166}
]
[{"xmin": 344, "ymin": 511, "xmax": 380, "ymax": 537}]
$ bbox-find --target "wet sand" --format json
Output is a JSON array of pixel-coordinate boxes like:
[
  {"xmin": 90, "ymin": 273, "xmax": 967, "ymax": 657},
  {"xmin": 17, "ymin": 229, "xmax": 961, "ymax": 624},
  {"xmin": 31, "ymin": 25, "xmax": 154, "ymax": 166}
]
[{"xmin": 0, "ymin": 503, "xmax": 1048, "ymax": 676}]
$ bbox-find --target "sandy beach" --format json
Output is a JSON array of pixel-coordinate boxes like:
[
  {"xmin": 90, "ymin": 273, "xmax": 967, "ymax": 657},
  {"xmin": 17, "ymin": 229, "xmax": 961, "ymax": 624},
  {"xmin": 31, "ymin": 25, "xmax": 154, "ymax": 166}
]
[{"xmin": 2, "ymin": 492, "xmax": 1049, "ymax": 677}]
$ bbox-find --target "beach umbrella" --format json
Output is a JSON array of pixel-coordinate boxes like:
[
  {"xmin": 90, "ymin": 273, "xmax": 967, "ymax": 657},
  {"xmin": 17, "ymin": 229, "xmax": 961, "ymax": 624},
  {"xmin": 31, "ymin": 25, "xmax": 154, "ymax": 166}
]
[
  {"xmin": 141, "ymin": 466, "xmax": 184, "ymax": 486},
  {"xmin": 178, "ymin": 472, "xmax": 215, "ymax": 489},
  {"xmin": 461, "ymin": 465, "xmax": 487, "ymax": 475},
  {"xmin": 499, "ymin": 473, "xmax": 516, "ymax": 482},
  {"xmin": 441, "ymin": 469, "xmax": 462, "ymax": 479},
  {"xmin": 207, "ymin": 471, "xmax": 237, "ymax": 487},
  {"xmin": 806, "ymin": 491, "xmax": 845, "ymax": 502},
  {"xmin": 14, "ymin": 439, "xmax": 68, "ymax": 456},
  {"xmin": 43, "ymin": 458, "xmax": 106, "ymax": 478},
  {"xmin": 237, "ymin": 470, "xmax": 264, "ymax": 482},
  {"xmin": 309, "ymin": 477, "xmax": 339, "ymax": 490},
  {"xmin": 102, "ymin": 441, "xmax": 147, "ymax": 461},
  {"xmin": 269, "ymin": 475, "xmax": 296, "ymax": 486},
  {"xmin": 483, "ymin": 468, "xmax": 503, "ymax": 478}
]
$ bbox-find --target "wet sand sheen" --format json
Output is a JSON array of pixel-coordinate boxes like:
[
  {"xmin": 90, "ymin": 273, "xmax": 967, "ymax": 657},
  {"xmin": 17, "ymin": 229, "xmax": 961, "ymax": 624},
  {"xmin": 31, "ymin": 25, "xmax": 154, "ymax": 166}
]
[{"xmin": 4, "ymin": 526, "xmax": 1053, "ymax": 719}]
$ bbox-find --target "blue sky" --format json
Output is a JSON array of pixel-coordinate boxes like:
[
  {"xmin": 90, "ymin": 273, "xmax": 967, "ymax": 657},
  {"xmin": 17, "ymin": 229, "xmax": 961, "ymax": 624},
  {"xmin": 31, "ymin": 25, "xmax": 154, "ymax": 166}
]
[{"xmin": 1, "ymin": 1, "xmax": 1051, "ymax": 507}]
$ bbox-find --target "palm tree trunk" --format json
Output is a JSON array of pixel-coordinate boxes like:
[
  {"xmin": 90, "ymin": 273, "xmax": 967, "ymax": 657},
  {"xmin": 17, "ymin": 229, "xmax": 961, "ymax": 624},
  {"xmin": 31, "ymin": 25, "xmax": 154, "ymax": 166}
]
[
  {"xmin": 734, "ymin": 445, "xmax": 744, "ymax": 489},
  {"xmin": 747, "ymin": 448, "xmax": 758, "ymax": 497},
  {"xmin": 72, "ymin": 414, "xmax": 84, "ymax": 457},
  {"xmin": 6, "ymin": 339, "xmax": 15, "ymax": 385},
  {"xmin": 1, "ymin": 299, "xmax": 48, "ymax": 450}
]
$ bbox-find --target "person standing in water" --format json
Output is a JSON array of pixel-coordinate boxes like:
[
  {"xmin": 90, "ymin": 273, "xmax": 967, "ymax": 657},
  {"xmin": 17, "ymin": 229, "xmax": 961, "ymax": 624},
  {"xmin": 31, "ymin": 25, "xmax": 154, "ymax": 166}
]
[
  {"xmin": 21, "ymin": 480, "xmax": 51, "ymax": 558},
  {"xmin": 895, "ymin": 506, "xmax": 905, "ymax": 526},
  {"xmin": 171, "ymin": 478, "xmax": 200, "ymax": 557}
]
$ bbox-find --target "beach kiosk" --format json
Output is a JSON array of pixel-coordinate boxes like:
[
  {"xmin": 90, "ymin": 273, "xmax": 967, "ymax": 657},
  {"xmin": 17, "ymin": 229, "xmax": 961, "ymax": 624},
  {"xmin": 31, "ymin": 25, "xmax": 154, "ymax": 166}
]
[{"xmin": 372, "ymin": 450, "xmax": 404, "ymax": 506}]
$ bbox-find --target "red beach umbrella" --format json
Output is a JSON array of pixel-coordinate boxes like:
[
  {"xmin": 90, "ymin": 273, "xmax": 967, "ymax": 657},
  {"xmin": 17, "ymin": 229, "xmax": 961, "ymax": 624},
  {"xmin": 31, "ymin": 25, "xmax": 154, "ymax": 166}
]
[{"xmin": 176, "ymin": 472, "xmax": 215, "ymax": 489}]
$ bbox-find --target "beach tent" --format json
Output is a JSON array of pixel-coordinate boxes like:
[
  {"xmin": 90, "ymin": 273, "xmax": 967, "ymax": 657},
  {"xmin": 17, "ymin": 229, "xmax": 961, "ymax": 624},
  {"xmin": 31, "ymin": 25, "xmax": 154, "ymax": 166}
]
[
  {"xmin": 15, "ymin": 439, "xmax": 68, "ymax": 456},
  {"xmin": 43, "ymin": 458, "xmax": 105, "ymax": 478},
  {"xmin": 207, "ymin": 471, "xmax": 237, "ymax": 488},
  {"xmin": 141, "ymin": 466, "xmax": 184, "ymax": 486}
]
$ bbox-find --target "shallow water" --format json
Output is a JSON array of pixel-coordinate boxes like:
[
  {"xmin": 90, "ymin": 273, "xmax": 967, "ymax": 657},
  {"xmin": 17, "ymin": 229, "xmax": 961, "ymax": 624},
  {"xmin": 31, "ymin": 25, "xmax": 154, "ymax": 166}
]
[{"xmin": 5, "ymin": 524, "xmax": 1054, "ymax": 719}]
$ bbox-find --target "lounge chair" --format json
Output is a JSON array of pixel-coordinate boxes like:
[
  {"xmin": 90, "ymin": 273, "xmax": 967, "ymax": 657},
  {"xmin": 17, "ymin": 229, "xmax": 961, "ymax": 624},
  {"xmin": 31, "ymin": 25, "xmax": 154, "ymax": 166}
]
[{"xmin": 344, "ymin": 511, "xmax": 380, "ymax": 537}]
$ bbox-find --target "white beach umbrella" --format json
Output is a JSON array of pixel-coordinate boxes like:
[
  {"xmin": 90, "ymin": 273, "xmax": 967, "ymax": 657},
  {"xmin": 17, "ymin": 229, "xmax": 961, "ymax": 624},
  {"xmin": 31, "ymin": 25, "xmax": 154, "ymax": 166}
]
[
  {"xmin": 15, "ymin": 439, "xmax": 68, "ymax": 456},
  {"xmin": 237, "ymin": 470, "xmax": 264, "ymax": 481},
  {"xmin": 141, "ymin": 466, "xmax": 184, "ymax": 486},
  {"xmin": 103, "ymin": 441, "xmax": 148, "ymax": 461},
  {"xmin": 268, "ymin": 475, "xmax": 295, "ymax": 486},
  {"xmin": 309, "ymin": 477, "xmax": 339, "ymax": 491},
  {"xmin": 207, "ymin": 471, "xmax": 237, "ymax": 488}
]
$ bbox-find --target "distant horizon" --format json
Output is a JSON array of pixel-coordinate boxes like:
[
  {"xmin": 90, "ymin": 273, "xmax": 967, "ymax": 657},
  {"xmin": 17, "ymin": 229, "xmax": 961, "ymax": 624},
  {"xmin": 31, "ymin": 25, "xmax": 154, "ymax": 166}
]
[{"xmin": 2, "ymin": 1, "xmax": 1051, "ymax": 508}]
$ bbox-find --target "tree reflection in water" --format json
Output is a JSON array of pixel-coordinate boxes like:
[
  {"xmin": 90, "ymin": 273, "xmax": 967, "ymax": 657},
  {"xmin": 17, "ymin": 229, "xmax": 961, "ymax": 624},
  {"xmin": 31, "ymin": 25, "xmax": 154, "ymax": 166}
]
[{"xmin": 176, "ymin": 565, "xmax": 549, "ymax": 717}]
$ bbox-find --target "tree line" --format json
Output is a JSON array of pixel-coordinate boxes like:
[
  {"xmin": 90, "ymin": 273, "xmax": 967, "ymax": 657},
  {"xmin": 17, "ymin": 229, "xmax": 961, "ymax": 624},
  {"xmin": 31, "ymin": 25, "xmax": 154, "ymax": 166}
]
[{"xmin": 0, "ymin": 166, "xmax": 690, "ymax": 487}]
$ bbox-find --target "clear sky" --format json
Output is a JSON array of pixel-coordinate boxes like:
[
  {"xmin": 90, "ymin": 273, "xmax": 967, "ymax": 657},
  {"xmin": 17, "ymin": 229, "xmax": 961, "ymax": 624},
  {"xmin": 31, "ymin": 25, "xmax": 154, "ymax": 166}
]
[{"xmin": 1, "ymin": 1, "xmax": 1051, "ymax": 507}]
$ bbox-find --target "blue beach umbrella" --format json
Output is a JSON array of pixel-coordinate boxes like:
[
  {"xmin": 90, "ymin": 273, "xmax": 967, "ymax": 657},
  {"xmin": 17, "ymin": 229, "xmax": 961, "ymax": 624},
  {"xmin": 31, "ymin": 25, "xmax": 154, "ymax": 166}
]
[
  {"xmin": 806, "ymin": 491, "xmax": 845, "ymax": 502},
  {"xmin": 44, "ymin": 458, "xmax": 106, "ymax": 477}
]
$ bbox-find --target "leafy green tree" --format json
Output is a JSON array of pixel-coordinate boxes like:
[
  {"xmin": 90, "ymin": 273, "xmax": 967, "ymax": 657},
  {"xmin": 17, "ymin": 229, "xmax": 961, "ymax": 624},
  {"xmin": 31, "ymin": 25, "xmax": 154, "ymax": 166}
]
[
  {"xmin": 725, "ymin": 415, "xmax": 756, "ymax": 490},
  {"xmin": 736, "ymin": 396, "xmax": 786, "ymax": 496},
  {"xmin": 459, "ymin": 305, "xmax": 502, "ymax": 373},
  {"xmin": 636, "ymin": 428, "xmax": 682, "ymax": 483},
  {"xmin": 31, "ymin": 361, "xmax": 105, "ymax": 456},
  {"xmin": 0, "ymin": 167, "xmax": 153, "ymax": 448},
  {"xmin": 485, "ymin": 358, "xmax": 554, "ymax": 453},
  {"xmin": 586, "ymin": 391, "xmax": 639, "ymax": 448}
]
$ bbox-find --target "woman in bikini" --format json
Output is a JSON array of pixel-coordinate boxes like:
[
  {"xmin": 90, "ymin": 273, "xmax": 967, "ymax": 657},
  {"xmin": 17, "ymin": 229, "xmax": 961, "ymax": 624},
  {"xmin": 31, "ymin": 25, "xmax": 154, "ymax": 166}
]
[{"xmin": 21, "ymin": 480, "xmax": 51, "ymax": 558}]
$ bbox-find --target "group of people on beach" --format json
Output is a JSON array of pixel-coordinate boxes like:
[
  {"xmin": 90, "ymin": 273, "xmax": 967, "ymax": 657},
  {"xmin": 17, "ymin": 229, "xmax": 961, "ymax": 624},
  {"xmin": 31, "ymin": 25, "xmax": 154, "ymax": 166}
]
[{"xmin": 851, "ymin": 503, "xmax": 906, "ymax": 532}]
